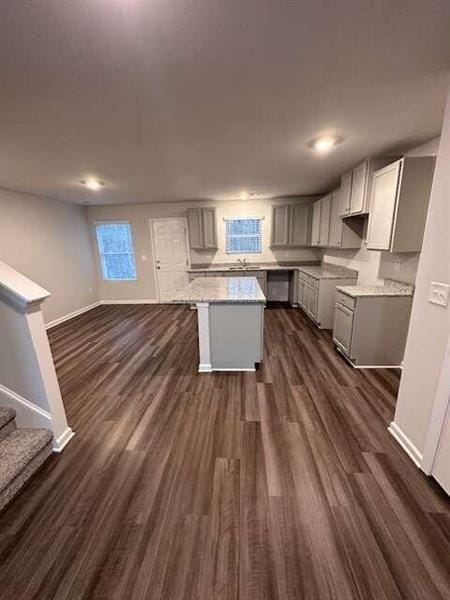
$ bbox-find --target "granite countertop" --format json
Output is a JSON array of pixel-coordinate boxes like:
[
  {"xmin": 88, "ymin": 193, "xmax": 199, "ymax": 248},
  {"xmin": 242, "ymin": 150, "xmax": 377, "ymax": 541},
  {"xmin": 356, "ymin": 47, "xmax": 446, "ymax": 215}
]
[
  {"xmin": 336, "ymin": 279, "xmax": 414, "ymax": 298},
  {"xmin": 187, "ymin": 261, "xmax": 357, "ymax": 279},
  {"xmin": 187, "ymin": 260, "xmax": 320, "ymax": 273},
  {"xmin": 175, "ymin": 276, "xmax": 266, "ymax": 304},
  {"xmin": 297, "ymin": 264, "xmax": 358, "ymax": 280}
]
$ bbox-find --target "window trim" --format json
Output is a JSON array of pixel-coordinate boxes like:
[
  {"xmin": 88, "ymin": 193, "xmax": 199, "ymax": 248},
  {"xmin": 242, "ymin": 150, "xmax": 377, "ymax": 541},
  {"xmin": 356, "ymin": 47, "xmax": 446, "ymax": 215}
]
[
  {"xmin": 94, "ymin": 220, "xmax": 138, "ymax": 282},
  {"xmin": 224, "ymin": 216, "xmax": 263, "ymax": 255}
]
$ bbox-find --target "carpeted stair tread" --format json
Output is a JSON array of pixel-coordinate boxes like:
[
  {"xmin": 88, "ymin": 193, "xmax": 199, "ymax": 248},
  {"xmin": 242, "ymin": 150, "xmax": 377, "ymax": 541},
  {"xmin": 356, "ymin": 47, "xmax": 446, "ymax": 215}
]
[
  {"xmin": 0, "ymin": 407, "xmax": 16, "ymax": 430},
  {"xmin": 0, "ymin": 428, "xmax": 53, "ymax": 494}
]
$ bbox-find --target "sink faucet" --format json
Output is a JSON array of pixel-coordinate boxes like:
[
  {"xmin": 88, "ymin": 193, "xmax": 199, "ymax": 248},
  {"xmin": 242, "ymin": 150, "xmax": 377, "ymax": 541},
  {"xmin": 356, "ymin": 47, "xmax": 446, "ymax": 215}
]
[{"xmin": 237, "ymin": 258, "xmax": 248, "ymax": 268}]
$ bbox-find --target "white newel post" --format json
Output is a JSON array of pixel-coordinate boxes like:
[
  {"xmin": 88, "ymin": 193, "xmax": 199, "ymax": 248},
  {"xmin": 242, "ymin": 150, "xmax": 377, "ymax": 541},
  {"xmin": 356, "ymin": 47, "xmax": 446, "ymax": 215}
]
[
  {"xmin": 0, "ymin": 261, "xmax": 74, "ymax": 451},
  {"xmin": 197, "ymin": 302, "xmax": 212, "ymax": 372}
]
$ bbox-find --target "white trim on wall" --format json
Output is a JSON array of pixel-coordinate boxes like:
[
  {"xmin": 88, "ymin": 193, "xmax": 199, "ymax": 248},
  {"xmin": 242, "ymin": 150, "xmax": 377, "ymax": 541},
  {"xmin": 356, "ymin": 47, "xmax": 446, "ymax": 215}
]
[
  {"xmin": 0, "ymin": 383, "xmax": 74, "ymax": 451},
  {"xmin": 388, "ymin": 421, "xmax": 423, "ymax": 468},
  {"xmin": 421, "ymin": 334, "xmax": 450, "ymax": 474},
  {"xmin": 101, "ymin": 299, "xmax": 159, "ymax": 305},
  {"xmin": 45, "ymin": 301, "xmax": 102, "ymax": 329}
]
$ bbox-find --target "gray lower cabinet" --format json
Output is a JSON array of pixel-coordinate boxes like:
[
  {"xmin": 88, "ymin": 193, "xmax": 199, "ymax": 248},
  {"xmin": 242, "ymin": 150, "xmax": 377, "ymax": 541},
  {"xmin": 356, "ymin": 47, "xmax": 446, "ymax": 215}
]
[
  {"xmin": 296, "ymin": 271, "xmax": 357, "ymax": 329},
  {"xmin": 187, "ymin": 208, "xmax": 218, "ymax": 250},
  {"xmin": 333, "ymin": 291, "xmax": 413, "ymax": 366},
  {"xmin": 271, "ymin": 204, "xmax": 311, "ymax": 247}
]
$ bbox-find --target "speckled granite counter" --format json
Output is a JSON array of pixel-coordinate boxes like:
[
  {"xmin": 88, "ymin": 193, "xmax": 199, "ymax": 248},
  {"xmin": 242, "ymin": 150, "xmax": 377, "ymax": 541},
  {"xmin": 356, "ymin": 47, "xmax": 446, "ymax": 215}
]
[
  {"xmin": 297, "ymin": 264, "xmax": 358, "ymax": 280},
  {"xmin": 175, "ymin": 276, "xmax": 266, "ymax": 304},
  {"xmin": 336, "ymin": 279, "xmax": 414, "ymax": 298},
  {"xmin": 187, "ymin": 261, "xmax": 320, "ymax": 274},
  {"xmin": 187, "ymin": 261, "xmax": 357, "ymax": 280}
]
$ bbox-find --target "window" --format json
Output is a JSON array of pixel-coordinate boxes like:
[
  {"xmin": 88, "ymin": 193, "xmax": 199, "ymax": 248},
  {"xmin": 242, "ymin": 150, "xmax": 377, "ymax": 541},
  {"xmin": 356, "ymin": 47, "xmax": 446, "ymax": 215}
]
[
  {"xmin": 95, "ymin": 222, "xmax": 137, "ymax": 281},
  {"xmin": 225, "ymin": 218, "xmax": 262, "ymax": 254}
]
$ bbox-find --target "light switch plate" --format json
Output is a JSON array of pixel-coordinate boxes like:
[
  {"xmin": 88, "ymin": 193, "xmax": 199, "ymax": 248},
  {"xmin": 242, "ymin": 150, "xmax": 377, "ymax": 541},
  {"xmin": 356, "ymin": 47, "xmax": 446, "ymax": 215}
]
[{"xmin": 428, "ymin": 282, "xmax": 450, "ymax": 307}]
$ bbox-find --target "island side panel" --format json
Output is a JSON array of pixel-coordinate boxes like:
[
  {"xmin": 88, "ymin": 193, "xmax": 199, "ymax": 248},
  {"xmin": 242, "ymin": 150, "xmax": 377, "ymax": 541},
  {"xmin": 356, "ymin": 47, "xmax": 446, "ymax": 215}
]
[
  {"xmin": 209, "ymin": 303, "xmax": 264, "ymax": 371},
  {"xmin": 197, "ymin": 302, "xmax": 213, "ymax": 372}
]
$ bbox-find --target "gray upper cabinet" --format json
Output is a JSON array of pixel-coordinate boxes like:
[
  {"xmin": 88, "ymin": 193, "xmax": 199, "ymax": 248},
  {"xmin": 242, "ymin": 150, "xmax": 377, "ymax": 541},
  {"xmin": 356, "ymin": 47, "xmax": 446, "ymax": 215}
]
[
  {"xmin": 340, "ymin": 158, "xmax": 393, "ymax": 217},
  {"xmin": 367, "ymin": 156, "xmax": 435, "ymax": 253},
  {"xmin": 340, "ymin": 171, "xmax": 352, "ymax": 216},
  {"xmin": 311, "ymin": 201, "xmax": 321, "ymax": 246},
  {"xmin": 328, "ymin": 191, "xmax": 343, "ymax": 247},
  {"xmin": 271, "ymin": 204, "xmax": 311, "ymax": 247},
  {"xmin": 187, "ymin": 207, "xmax": 218, "ymax": 250},
  {"xmin": 271, "ymin": 205, "xmax": 290, "ymax": 246},
  {"xmin": 319, "ymin": 195, "xmax": 331, "ymax": 246},
  {"xmin": 329, "ymin": 189, "xmax": 363, "ymax": 250}
]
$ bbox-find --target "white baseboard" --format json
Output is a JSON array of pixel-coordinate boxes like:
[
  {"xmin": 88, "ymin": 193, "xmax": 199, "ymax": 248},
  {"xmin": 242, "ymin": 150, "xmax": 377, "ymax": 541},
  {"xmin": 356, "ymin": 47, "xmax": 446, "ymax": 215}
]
[
  {"xmin": 0, "ymin": 384, "xmax": 52, "ymax": 430},
  {"xmin": 0, "ymin": 384, "xmax": 75, "ymax": 452},
  {"xmin": 101, "ymin": 299, "xmax": 159, "ymax": 305},
  {"xmin": 45, "ymin": 300, "xmax": 163, "ymax": 330},
  {"xmin": 53, "ymin": 427, "xmax": 75, "ymax": 452},
  {"xmin": 45, "ymin": 301, "xmax": 102, "ymax": 329},
  {"xmin": 198, "ymin": 363, "xmax": 213, "ymax": 373},
  {"xmin": 388, "ymin": 421, "xmax": 423, "ymax": 468}
]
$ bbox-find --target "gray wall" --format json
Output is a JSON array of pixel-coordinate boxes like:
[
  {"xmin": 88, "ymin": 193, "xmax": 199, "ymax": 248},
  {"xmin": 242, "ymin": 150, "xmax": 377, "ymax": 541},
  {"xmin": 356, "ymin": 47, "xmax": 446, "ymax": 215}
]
[
  {"xmin": 87, "ymin": 197, "xmax": 320, "ymax": 302},
  {"xmin": 393, "ymin": 99, "xmax": 450, "ymax": 452},
  {"xmin": 0, "ymin": 189, "xmax": 97, "ymax": 324}
]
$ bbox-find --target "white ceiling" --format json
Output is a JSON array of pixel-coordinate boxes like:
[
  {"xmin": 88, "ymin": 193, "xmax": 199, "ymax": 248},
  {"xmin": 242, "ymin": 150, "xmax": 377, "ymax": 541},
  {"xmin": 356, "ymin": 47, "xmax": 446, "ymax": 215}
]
[{"xmin": 1, "ymin": 0, "xmax": 450, "ymax": 205}]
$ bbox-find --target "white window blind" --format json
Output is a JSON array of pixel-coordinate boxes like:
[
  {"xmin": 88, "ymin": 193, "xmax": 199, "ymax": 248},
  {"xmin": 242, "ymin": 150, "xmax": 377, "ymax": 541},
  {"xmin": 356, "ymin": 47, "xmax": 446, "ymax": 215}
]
[
  {"xmin": 225, "ymin": 218, "xmax": 262, "ymax": 254},
  {"xmin": 95, "ymin": 222, "xmax": 137, "ymax": 281}
]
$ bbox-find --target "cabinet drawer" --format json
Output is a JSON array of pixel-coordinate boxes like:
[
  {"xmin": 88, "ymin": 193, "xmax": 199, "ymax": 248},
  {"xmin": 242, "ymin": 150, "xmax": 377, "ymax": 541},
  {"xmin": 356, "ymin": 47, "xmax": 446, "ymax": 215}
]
[{"xmin": 336, "ymin": 291, "xmax": 356, "ymax": 311}]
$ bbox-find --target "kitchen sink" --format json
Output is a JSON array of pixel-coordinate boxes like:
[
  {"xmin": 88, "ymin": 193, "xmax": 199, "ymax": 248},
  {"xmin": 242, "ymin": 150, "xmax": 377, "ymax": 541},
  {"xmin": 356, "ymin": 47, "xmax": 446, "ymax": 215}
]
[{"xmin": 228, "ymin": 265, "xmax": 261, "ymax": 270}]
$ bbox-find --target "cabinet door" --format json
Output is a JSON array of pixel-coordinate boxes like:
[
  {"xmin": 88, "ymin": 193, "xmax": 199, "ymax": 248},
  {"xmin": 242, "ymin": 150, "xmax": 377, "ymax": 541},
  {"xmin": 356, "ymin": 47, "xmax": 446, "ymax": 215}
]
[
  {"xmin": 350, "ymin": 160, "xmax": 369, "ymax": 214},
  {"xmin": 289, "ymin": 204, "xmax": 310, "ymax": 246},
  {"xmin": 333, "ymin": 304, "xmax": 354, "ymax": 355},
  {"xmin": 319, "ymin": 195, "xmax": 331, "ymax": 247},
  {"xmin": 366, "ymin": 161, "xmax": 401, "ymax": 250},
  {"xmin": 328, "ymin": 191, "xmax": 343, "ymax": 248},
  {"xmin": 340, "ymin": 171, "xmax": 352, "ymax": 216},
  {"xmin": 271, "ymin": 205, "xmax": 290, "ymax": 246},
  {"xmin": 306, "ymin": 284, "xmax": 318, "ymax": 320},
  {"xmin": 311, "ymin": 201, "xmax": 321, "ymax": 246},
  {"xmin": 187, "ymin": 208, "xmax": 203, "ymax": 249},
  {"xmin": 297, "ymin": 278, "xmax": 305, "ymax": 307},
  {"xmin": 201, "ymin": 208, "xmax": 217, "ymax": 249}
]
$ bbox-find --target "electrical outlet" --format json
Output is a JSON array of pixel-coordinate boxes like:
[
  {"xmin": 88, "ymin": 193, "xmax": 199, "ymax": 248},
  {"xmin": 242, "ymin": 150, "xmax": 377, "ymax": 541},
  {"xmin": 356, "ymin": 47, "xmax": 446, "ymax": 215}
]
[
  {"xmin": 141, "ymin": 254, "xmax": 148, "ymax": 262},
  {"xmin": 428, "ymin": 282, "xmax": 450, "ymax": 307}
]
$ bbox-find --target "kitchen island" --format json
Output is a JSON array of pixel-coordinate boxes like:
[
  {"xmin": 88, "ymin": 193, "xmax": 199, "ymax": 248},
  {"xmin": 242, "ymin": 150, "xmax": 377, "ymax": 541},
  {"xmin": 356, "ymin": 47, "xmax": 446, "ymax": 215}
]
[{"xmin": 175, "ymin": 276, "xmax": 265, "ymax": 372}]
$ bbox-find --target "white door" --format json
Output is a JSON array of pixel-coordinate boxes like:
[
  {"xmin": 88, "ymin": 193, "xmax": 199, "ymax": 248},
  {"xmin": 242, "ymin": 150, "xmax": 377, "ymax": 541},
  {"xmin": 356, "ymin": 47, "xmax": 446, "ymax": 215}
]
[{"xmin": 152, "ymin": 219, "xmax": 189, "ymax": 302}]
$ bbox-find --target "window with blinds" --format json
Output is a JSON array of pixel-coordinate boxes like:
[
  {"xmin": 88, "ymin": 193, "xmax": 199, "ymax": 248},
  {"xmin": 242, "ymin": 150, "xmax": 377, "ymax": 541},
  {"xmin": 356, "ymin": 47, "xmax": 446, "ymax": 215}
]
[
  {"xmin": 95, "ymin": 222, "xmax": 137, "ymax": 281},
  {"xmin": 225, "ymin": 218, "xmax": 262, "ymax": 254}
]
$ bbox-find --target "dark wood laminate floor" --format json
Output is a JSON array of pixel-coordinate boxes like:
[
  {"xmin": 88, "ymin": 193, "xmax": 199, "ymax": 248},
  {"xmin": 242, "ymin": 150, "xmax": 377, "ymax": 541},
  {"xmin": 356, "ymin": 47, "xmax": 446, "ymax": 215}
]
[{"xmin": 0, "ymin": 304, "xmax": 448, "ymax": 599}]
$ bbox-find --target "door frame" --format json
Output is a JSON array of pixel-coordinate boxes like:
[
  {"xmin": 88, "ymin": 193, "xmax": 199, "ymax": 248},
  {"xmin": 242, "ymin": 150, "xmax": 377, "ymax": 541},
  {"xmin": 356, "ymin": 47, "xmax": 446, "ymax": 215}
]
[
  {"xmin": 148, "ymin": 217, "xmax": 191, "ymax": 304},
  {"xmin": 421, "ymin": 332, "xmax": 450, "ymax": 474}
]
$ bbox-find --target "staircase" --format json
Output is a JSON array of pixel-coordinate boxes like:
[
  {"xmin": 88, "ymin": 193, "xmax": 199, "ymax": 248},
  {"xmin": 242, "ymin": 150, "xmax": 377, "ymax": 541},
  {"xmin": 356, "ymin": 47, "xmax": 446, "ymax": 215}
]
[{"xmin": 0, "ymin": 407, "xmax": 53, "ymax": 511}]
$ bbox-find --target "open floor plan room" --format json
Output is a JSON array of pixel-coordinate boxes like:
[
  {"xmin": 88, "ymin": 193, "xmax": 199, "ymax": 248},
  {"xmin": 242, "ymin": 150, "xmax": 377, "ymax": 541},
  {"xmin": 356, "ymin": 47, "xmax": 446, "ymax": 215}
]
[
  {"xmin": 0, "ymin": 1, "xmax": 449, "ymax": 598},
  {"xmin": 0, "ymin": 304, "xmax": 447, "ymax": 599}
]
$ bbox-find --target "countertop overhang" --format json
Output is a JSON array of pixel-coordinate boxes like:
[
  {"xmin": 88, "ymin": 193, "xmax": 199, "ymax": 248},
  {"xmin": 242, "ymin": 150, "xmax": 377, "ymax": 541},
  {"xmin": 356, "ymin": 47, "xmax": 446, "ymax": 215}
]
[{"xmin": 175, "ymin": 276, "xmax": 266, "ymax": 304}]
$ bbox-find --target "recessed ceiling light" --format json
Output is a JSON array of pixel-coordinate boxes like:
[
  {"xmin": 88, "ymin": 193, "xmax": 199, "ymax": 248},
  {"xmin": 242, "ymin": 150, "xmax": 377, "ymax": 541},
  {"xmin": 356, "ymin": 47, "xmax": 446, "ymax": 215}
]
[
  {"xmin": 80, "ymin": 178, "xmax": 105, "ymax": 191},
  {"xmin": 309, "ymin": 136, "xmax": 341, "ymax": 153},
  {"xmin": 239, "ymin": 191, "xmax": 250, "ymax": 200}
]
